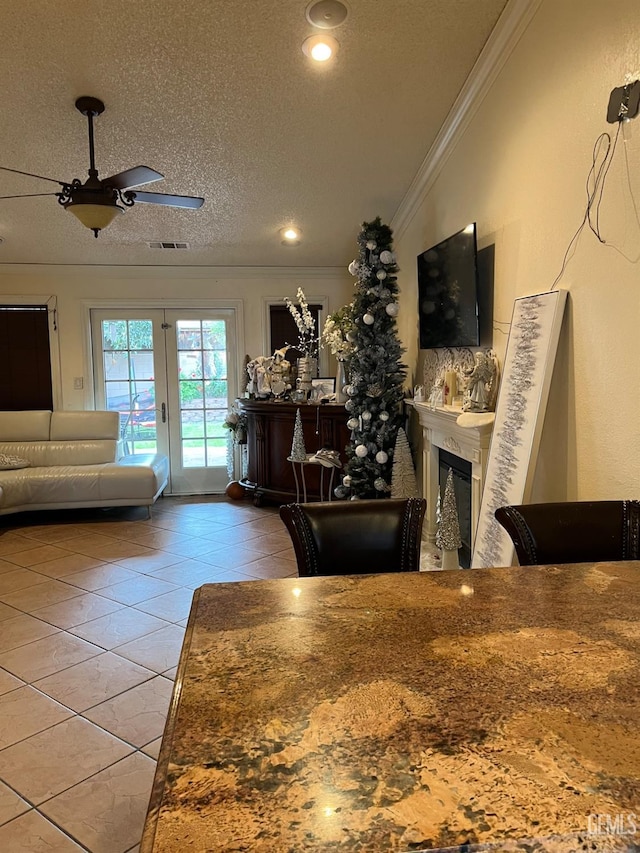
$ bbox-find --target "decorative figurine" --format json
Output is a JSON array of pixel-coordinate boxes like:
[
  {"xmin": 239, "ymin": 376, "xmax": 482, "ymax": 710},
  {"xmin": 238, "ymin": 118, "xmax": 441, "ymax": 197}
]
[{"xmin": 462, "ymin": 350, "xmax": 499, "ymax": 413}]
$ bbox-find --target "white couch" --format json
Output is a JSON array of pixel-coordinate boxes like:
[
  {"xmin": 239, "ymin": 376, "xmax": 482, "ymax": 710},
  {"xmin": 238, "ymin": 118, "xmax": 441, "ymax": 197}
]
[{"xmin": 0, "ymin": 410, "xmax": 169, "ymax": 516}]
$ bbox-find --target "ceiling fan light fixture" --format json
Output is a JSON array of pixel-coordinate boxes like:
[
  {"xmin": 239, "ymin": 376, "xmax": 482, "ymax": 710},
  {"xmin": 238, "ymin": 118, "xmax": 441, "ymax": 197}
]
[
  {"xmin": 302, "ymin": 34, "xmax": 339, "ymax": 62},
  {"xmin": 65, "ymin": 201, "xmax": 124, "ymax": 237}
]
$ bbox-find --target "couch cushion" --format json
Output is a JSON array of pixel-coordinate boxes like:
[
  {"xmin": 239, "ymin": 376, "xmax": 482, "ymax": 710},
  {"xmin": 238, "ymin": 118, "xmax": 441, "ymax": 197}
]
[
  {"xmin": 0, "ymin": 440, "xmax": 118, "ymax": 468},
  {"xmin": 50, "ymin": 411, "xmax": 120, "ymax": 441},
  {"xmin": 0, "ymin": 453, "xmax": 31, "ymax": 471},
  {"xmin": 0, "ymin": 411, "xmax": 51, "ymax": 441}
]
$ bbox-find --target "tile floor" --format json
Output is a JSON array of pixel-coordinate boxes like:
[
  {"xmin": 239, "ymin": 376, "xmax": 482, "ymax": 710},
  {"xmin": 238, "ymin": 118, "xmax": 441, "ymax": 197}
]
[{"xmin": 0, "ymin": 496, "xmax": 298, "ymax": 853}]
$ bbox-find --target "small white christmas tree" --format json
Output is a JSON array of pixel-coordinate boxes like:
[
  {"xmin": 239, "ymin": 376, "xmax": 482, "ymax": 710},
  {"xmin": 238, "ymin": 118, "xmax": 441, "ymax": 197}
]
[
  {"xmin": 290, "ymin": 408, "xmax": 307, "ymax": 461},
  {"xmin": 390, "ymin": 428, "xmax": 418, "ymax": 498},
  {"xmin": 437, "ymin": 468, "xmax": 462, "ymax": 569}
]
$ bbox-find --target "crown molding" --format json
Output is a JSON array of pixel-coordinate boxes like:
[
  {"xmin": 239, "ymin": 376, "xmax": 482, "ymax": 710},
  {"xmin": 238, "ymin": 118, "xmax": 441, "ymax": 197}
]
[{"xmin": 391, "ymin": 0, "xmax": 543, "ymax": 239}]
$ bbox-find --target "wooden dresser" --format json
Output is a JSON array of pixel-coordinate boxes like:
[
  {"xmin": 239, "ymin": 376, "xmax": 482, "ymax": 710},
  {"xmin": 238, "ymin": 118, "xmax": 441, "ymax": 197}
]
[{"xmin": 237, "ymin": 399, "xmax": 350, "ymax": 505}]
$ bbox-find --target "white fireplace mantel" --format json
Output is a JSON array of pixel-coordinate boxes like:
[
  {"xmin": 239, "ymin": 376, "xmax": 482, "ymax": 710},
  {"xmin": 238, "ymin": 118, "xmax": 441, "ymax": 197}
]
[{"xmin": 409, "ymin": 402, "xmax": 495, "ymax": 550}]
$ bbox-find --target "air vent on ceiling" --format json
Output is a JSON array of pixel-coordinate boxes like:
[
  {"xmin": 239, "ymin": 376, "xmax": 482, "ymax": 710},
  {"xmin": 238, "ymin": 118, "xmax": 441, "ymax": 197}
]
[{"xmin": 148, "ymin": 241, "xmax": 190, "ymax": 250}]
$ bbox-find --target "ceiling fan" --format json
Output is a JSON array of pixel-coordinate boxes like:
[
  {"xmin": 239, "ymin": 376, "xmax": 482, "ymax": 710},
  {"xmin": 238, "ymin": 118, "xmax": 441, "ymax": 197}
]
[{"xmin": 0, "ymin": 96, "xmax": 204, "ymax": 237}]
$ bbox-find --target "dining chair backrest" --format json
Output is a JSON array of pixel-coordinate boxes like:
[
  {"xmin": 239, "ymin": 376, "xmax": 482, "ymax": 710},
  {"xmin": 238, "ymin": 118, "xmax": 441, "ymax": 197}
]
[
  {"xmin": 495, "ymin": 500, "xmax": 640, "ymax": 566},
  {"xmin": 279, "ymin": 497, "xmax": 426, "ymax": 577}
]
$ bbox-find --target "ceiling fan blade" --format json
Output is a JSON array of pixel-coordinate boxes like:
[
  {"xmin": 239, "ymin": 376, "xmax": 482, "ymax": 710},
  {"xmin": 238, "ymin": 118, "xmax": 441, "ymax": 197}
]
[
  {"xmin": 0, "ymin": 166, "xmax": 66, "ymax": 186},
  {"xmin": 0, "ymin": 192, "xmax": 60, "ymax": 199},
  {"xmin": 102, "ymin": 166, "xmax": 164, "ymax": 190},
  {"xmin": 128, "ymin": 191, "xmax": 204, "ymax": 209}
]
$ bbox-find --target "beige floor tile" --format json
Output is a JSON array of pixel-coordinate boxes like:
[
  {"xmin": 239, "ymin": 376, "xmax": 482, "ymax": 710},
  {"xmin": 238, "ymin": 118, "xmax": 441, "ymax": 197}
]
[
  {"xmin": 0, "ymin": 601, "xmax": 22, "ymax": 622},
  {"xmin": 40, "ymin": 751, "xmax": 156, "ymax": 853},
  {"xmin": 0, "ymin": 535, "xmax": 38, "ymax": 557},
  {"xmin": 199, "ymin": 525, "xmax": 264, "ymax": 544},
  {"xmin": 0, "ymin": 809, "xmax": 84, "ymax": 851},
  {"xmin": 14, "ymin": 525, "xmax": 86, "ymax": 545},
  {"xmin": 0, "ymin": 632, "xmax": 102, "ymax": 682},
  {"xmin": 130, "ymin": 529, "xmax": 193, "ymax": 550},
  {"xmin": 0, "ymin": 558, "xmax": 28, "ymax": 575},
  {"xmin": 162, "ymin": 666, "xmax": 177, "ymax": 679},
  {"xmin": 0, "ymin": 780, "xmax": 30, "ymax": 826},
  {"xmin": 0, "ymin": 568, "xmax": 48, "ymax": 596},
  {"xmin": 0, "ymin": 579, "xmax": 82, "ymax": 613},
  {"xmin": 31, "ymin": 552, "xmax": 106, "ymax": 579},
  {"xmin": 0, "ymin": 685, "xmax": 73, "ymax": 749},
  {"xmin": 196, "ymin": 544, "xmax": 264, "ymax": 569},
  {"xmin": 34, "ymin": 652, "xmax": 156, "ymax": 713},
  {"xmin": 0, "ymin": 613, "xmax": 60, "ymax": 652},
  {"xmin": 69, "ymin": 608, "xmax": 171, "ymax": 650},
  {"xmin": 112, "ymin": 550, "xmax": 186, "ymax": 573},
  {"xmin": 243, "ymin": 532, "xmax": 294, "ymax": 554},
  {"xmin": 83, "ymin": 675, "xmax": 174, "ymax": 747},
  {"xmin": 0, "ymin": 716, "xmax": 134, "ymax": 804},
  {"xmin": 56, "ymin": 533, "xmax": 122, "ymax": 553},
  {"xmin": 141, "ymin": 737, "xmax": 162, "ymax": 759},
  {"xmin": 149, "ymin": 537, "xmax": 220, "ymax": 559},
  {"xmin": 78, "ymin": 541, "xmax": 155, "ymax": 563},
  {"xmin": 114, "ymin": 624, "xmax": 185, "ymax": 673},
  {"xmin": 31, "ymin": 592, "xmax": 124, "ymax": 629},
  {"xmin": 0, "ymin": 668, "xmax": 24, "ymax": 696},
  {"xmin": 147, "ymin": 559, "xmax": 222, "ymax": 588},
  {"xmin": 237, "ymin": 555, "xmax": 299, "ymax": 580},
  {"xmin": 133, "ymin": 588, "xmax": 195, "ymax": 622},
  {"xmin": 238, "ymin": 515, "xmax": 290, "ymax": 535},
  {"xmin": 63, "ymin": 562, "xmax": 142, "ymax": 591},
  {"xmin": 4, "ymin": 544, "xmax": 77, "ymax": 567},
  {"xmin": 98, "ymin": 575, "xmax": 180, "ymax": 606}
]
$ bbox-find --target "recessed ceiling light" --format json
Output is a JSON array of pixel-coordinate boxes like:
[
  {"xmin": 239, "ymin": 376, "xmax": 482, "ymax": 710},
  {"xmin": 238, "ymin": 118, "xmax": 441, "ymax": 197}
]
[
  {"xmin": 302, "ymin": 33, "xmax": 339, "ymax": 62},
  {"xmin": 305, "ymin": 0, "xmax": 349, "ymax": 30},
  {"xmin": 280, "ymin": 226, "xmax": 302, "ymax": 245}
]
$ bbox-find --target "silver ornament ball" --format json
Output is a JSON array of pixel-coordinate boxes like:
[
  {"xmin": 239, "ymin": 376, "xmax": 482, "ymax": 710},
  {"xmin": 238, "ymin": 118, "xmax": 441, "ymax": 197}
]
[
  {"xmin": 385, "ymin": 302, "xmax": 399, "ymax": 317},
  {"xmin": 347, "ymin": 417, "xmax": 359, "ymax": 429},
  {"xmin": 376, "ymin": 270, "xmax": 387, "ymax": 281},
  {"xmin": 380, "ymin": 250, "xmax": 394, "ymax": 264},
  {"xmin": 361, "ymin": 411, "xmax": 372, "ymax": 421},
  {"xmin": 363, "ymin": 313, "xmax": 375, "ymax": 325},
  {"xmin": 375, "ymin": 450, "xmax": 388, "ymax": 464},
  {"xmin": 355, "ymin": 444, "xmax": 368, "ymax": 458},
  {"xmin": 342, "ymin": 474, "xmax": 352, "ymax": 487},
  {"xmin": 379, "ymin": 411, "xmax": 390, "ymax": 421},
  {"xmin": 374, "ymin": 477, "xmax": 387, "ymax": 491}
]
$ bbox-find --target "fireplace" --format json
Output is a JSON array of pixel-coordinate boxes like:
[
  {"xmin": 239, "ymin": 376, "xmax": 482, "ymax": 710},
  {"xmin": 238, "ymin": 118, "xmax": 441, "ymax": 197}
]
[
  {"xmin": 439, "ymin": 449, "xmax": 472, "ymax": 568},
  {"xmin": 410, "ymin": 401, "xmax": 494, "ymax": 568}
]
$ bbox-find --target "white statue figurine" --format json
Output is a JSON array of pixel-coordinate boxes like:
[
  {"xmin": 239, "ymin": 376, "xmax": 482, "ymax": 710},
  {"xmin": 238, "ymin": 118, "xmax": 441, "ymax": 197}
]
[{"xmin": 463, "ymin": 351, "xmax": 498, "ymax": 413}]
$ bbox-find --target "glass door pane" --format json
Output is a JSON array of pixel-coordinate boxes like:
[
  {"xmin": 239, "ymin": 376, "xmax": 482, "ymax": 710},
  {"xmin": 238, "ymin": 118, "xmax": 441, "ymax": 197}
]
[
  {"xmin": 165, "ymin": 310, "xmax": 237, "ymax": 494},
  {"xmin": 91, "ymin": 310, "xmax": 169, "ymax": 474}
]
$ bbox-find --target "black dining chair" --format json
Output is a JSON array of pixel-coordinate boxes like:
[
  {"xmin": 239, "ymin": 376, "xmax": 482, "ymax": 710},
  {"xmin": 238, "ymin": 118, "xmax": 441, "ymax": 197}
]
[
  {"xmin": 279, "ymin": 497, "xmax": 426, "ymax": 577},
  {"xmin": 494, "ymin": 500, "xmax": 640, "ymax": 566}
]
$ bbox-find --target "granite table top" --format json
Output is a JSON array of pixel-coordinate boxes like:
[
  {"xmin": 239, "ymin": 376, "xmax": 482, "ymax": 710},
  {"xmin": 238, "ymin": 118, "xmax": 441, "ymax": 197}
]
[{"xmin": 141, "ymin": 563, "xmax": 640, "ymax": 852}]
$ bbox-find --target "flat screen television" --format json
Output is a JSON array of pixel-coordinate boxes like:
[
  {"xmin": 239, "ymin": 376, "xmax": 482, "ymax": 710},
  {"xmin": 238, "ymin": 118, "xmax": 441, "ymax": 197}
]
[{"xmin": 417, "ymin": 223, "xmax": 480, "ymax": 349}]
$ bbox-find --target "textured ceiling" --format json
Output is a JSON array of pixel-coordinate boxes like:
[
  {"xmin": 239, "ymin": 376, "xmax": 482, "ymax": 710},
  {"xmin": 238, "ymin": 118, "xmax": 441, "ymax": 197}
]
[{"xmin": 0, "ymin": 0, "xmax": 508, "ymax": 267}]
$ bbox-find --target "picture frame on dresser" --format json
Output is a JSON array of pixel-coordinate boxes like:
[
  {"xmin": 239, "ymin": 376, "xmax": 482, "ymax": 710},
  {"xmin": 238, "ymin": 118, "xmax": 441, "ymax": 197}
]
[
  {"xmin": 472, "ymin": 289, "xmax": 568, "ymax": 569},
  {"xmin": 311, "ymin": 377, "xmax": 335, "ymax": 400}
]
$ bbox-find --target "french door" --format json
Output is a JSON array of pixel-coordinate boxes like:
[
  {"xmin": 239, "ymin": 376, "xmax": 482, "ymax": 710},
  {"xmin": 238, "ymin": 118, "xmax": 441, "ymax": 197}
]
[{"xmin": 91, "ymin": 308, "xmax": 238, "ymax": 494}]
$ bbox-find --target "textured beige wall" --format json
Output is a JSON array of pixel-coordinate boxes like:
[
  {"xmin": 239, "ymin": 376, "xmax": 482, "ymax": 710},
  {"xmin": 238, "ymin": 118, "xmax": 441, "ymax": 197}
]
[
  {"xmin": 395, "ymin": 0, "xmax": 640, "ymax": 501},
  {"xmin": 0, "ymin": 266, "xmax": 352, "ymax": 409}
]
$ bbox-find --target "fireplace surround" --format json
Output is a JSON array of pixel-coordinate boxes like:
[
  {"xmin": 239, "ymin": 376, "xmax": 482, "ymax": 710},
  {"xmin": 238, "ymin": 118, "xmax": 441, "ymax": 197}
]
[{"xmin": 410, "ymin": 402, "xmax": 494, "ymax": 566}]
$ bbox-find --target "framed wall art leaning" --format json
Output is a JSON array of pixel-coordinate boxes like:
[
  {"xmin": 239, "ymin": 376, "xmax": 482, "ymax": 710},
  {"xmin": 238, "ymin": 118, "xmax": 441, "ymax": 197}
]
[{"xmin": 472, "ymin": 289, "xmax": 568, "ymax": 569}]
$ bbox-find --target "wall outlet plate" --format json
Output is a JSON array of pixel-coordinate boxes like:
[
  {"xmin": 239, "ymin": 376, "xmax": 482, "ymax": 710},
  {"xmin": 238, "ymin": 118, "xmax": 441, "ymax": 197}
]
[{"xmin": 607, "ymin": 80, "xmax": 640, "ymax": 123}]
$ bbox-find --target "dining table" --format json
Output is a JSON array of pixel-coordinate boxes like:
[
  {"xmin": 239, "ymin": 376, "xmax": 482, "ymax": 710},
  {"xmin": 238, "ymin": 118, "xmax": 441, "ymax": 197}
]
[{"xmin": 140, "ymin": 562, "xmax": 640, "ymax": 852}]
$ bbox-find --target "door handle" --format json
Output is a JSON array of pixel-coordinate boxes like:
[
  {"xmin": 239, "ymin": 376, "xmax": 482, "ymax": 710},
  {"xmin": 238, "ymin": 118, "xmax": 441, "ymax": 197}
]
[{"xmin": 161, "ymin": 403, "xmax": 166, "ymax": 423}]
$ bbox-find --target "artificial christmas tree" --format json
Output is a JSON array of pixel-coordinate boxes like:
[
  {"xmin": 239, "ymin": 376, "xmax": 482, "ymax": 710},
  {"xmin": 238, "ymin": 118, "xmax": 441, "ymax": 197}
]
[
  {"xmin": 336, "ymin": 217, "xmax": 407, "ymax": 499},
  {"xmin": 390, "ymin": 428, "xmax": 418, "ymax": 499},
  {"xmin": 436, "ymin": 468, "xmax": 462, "ymax": 569},
  {"xmin": 290, "ymin": 408, "xmax": 307, "ymax": 462}
]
